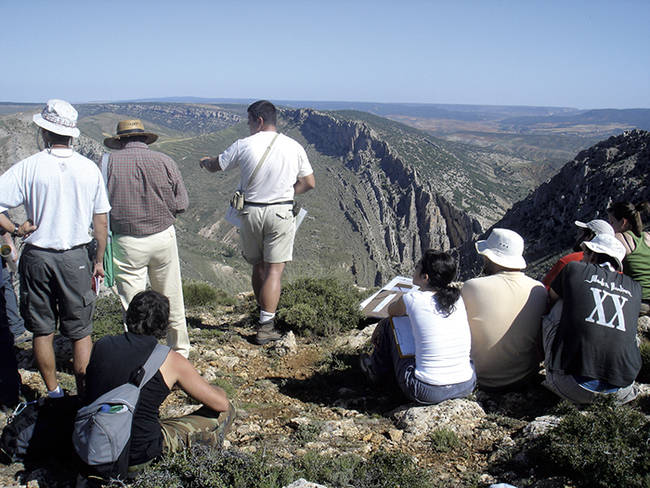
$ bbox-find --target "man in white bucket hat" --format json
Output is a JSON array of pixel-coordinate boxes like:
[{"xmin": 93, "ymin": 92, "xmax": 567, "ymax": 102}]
[
  {"xmin": 0, "ymin": 99, "xmax": 111, "ymax": 398},
  {"xmin": 543, "ymin": 233, "xmax": 641, "ymax": 404},
  {"xmin": 461, "ymin": 228, "xmax": 547, "ymax": 391},
  {"xmin": 542, "ymin": 218, "xmax": 615, "ymax": 289}
]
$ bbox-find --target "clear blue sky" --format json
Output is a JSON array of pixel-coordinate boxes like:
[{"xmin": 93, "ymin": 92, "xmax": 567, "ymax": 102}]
[{"xmin": 1, "ymin": 0, "xmax": 648, "ymax": 108}]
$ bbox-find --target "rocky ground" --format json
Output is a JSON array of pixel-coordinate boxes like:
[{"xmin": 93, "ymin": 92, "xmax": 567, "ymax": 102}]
[{"xmin": 1, "ymin": 300, "xmax": 649, "ymax": 488}]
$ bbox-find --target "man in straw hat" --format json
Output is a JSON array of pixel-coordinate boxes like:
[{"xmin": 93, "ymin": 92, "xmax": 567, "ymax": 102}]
[
  {"xmin": 461, "ymin": 228, "xmax": 548, "ymax": 391},
  {"xmin": 103, "ymin": 119, "xmax": 190, "ymax": 358},
  {"xmin": 543, "ymin": 234, "xmax": 641, "ymax": 404},
  {"xmin": 0, "ymin": 99, "xmax": 111, "ymax": 398}
]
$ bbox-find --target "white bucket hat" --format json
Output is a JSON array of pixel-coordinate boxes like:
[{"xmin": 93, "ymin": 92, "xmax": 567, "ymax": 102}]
[
  {"xmin": 475, "ymin": 228, "xmax": 526, "ymax": 270},
  {"xmin": 32, "ymin": 99, "xmax": 80, "ymax": 138},
  {"xmin": 574, "ymin": 219, "xmax": 614, "ymax": 236},
  {"xmin": 581, "ymin": 234, "xmax": 626, "ymax": 270}
]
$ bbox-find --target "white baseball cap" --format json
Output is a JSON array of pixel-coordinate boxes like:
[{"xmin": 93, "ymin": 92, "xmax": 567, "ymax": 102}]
[
  {"xmin": 33, "ymin": 99, "xmax": 80, "ymax": 138},
  {"xmin": 475, "ymin": 228, "xmax": 526, "ymax": 270}
]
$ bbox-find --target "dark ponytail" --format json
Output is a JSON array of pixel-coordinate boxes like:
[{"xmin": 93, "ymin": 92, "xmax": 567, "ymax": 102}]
[
  {"xmin": 608, "ymin": 201, "xmax": 649, "ymax": 237},
  {"xmin": 419, "ymin": 249, "xmax": 461, "ymax": 317}
]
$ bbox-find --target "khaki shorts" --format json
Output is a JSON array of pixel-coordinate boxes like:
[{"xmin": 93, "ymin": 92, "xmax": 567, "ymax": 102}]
[{"xmin": 240, "ymin": 203, "xmax": 295, "ymax": 264}]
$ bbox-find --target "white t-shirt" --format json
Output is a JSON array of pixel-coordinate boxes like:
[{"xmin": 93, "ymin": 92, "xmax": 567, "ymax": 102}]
[
  {"xmin": 402, "ymin": 290, "xmax": 474, "ymax": 386},
  {"xmin": 219, "ymin": 131, "xmax": 313, "ymax": 203},
  {"xmin": 0, "ymin": 147, "xmax": 111, "ymax": 250}
]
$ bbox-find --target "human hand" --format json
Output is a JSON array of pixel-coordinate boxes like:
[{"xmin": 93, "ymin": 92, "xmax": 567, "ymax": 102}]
[
  {"xmin": 16, "ymin": 220, "xmax": 37, "ymax": 238},
  {"xmin": 93, "ymin": 261, "xmax": 105, "ymax": 279},
  {"xmin": 199, "ymin": 157, "xmax": 212, "ymax": 169}
]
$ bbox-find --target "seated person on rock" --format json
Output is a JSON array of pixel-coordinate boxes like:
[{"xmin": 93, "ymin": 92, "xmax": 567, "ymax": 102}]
[
  {"xmin": 542, "ymin": 219, "xmax": 614, "ymax": 290},
  {"xmin": 461, "ymin": 228, "xmax": 547, "ymax": 391},
  {"xmin": 360, "ymin": 250, "xmax": 476, "ymax": 405},
  {"xmin": 608, "ymin": 201, "xmax": 650, "ymax": 316},
  {"xmin": 543, "ymin": 234, "xmax": 642, "ymax": 404},
  {"xmin": 84, "ymin": 290, "xmax": 235, "ymax": 470}
]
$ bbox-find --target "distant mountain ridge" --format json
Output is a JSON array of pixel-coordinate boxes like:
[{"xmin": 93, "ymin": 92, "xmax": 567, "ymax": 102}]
[
  {"xmin": 501, "ymin": 108, "xmax": 650, "ymax": 131},
  {"xmin": 471, "ymin": 129, "xmax": 650, "ymax": 279},
  {"xmin": 3, "ymin": 102, "xmax": 645, "ymax": 291}
]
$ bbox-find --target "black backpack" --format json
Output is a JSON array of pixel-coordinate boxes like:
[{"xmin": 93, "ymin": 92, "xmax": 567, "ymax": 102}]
[{"xmin": 0, "ymin": 396, "xmax": 80, "ymax": 465}]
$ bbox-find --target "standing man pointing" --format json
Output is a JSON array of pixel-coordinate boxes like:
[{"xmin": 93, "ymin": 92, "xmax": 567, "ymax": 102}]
[{"xmin": 200, "ymin": 100, "xmax": 315, "ymax": 344}]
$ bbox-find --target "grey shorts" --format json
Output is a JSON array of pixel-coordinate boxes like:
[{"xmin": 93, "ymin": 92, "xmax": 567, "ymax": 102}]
[
  {"xmin": 19, "ymin": 245, "xmax": 95, "ymax": 340},
  {"xmin": 239, "ymin": 203, "xmax": 295, "ymax": 264}
]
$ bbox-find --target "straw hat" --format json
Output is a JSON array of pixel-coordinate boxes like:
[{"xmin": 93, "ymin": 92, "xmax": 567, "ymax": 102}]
[
  {"xmin": 33, "ymin": 99, "xmax": 80, "ymax": 138},
  {"xmin": 475, "ymin": 228, "xmax": 527, "ymax": 270},
  {"xmin": 104, "ymin": 119, "xmax": 158, "ymax": 149}
]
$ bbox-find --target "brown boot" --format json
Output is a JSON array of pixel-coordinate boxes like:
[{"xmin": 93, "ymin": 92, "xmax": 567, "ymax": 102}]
[{"xmin": 254, "ymin": 320, "xmax": 282, "ymax": 345}]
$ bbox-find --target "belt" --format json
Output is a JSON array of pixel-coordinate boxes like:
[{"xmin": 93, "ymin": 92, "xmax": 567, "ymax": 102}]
[
  {"xmin": 23, "ymin": 242, "xmax": 88, "ymax": 253},
  {"xmin": 245, "ymin": 200, "xmax": 293, "ymax": 207}
]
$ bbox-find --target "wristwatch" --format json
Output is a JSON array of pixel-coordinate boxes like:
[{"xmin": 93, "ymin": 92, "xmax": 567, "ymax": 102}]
[{"xmin": 11, "ymin": 222, "xmax": 20, "ymax": 237}]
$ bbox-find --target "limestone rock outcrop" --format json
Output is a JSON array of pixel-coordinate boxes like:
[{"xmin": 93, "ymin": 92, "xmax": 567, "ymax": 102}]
[
  {"xmin": 459, "ymin": 129, "xmax": 650, "ymax": 278},
  {"xmin": 287, "ymin": 109, "xmax": 481, "ymax": 283}
]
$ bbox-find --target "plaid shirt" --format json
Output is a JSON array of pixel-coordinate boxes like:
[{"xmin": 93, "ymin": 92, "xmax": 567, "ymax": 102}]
[{"xmin": 107, "ymin": 141, "xmax": 189, "ymax": 236}]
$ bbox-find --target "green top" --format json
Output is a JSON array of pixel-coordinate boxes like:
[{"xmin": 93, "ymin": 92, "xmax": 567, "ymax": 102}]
[{"xmin": 623, "ymin": 231, "xmax": 650, "ymax": 300}]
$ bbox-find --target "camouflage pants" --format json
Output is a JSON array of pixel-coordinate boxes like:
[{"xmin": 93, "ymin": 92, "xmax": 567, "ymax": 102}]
[{"xmin": 160, "ymin": 402, "xmax": 236, "ymax": 454}]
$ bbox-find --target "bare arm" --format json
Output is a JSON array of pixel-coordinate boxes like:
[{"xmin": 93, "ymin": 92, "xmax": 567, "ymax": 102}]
[
  {"xmin": 0, "ymin": 213, "xmax": 36, "ymax": 238},
  {"xmin": 614, "ymin": 231, "xmax": 633, "ymax": 254},
  {"xmin": 159, "ymin": 350, "xmax": 230, "ymax": 412},
  {"xmin": 294, "ymin": 173, "xmax": 315, "ymax": 195},
  {"xmin": 92, "ymin": 213, "xmax": 108, "ymax": 278},
  {"xmin": 548, "ymin": 288, "xmax": 560, "ymax": 306},
  {"xmin": 199, "ymin": 156, "xmax": 222, "ymax": 173},
  {"xmin": 387, "ymin": 296, "xmax": 406, "ymax": 317}
]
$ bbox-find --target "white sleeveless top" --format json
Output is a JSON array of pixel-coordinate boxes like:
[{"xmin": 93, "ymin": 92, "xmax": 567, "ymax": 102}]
[{"xmin": 402, "ymin": 290, "xmax": 474, "ymax": 385}]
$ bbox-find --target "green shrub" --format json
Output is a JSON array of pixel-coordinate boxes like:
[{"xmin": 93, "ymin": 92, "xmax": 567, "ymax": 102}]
[
  {"xmin": 292, "ymin": 421, "xmax": 322, "ymax": 445},
  {"xmin": 131, "ymin": 446, "xmax": 290, "ymax": 488},
  {"xmin": 92, "ymin": 294, "xmax": 123, "ymax": 340},
  {"xmin": 276, "ymin": 277, "xmax": 363, "ymax": 336},
  {"xmin": 183, "ymin": 280, "xmax": 235, "ymax": 307},
  {"xmin": 430, "ymin": 428, "xmax": 461, "ymax": 453},
  {"xmin": 132, "ymin": 446, "xmax": 434, "ymax": 488},
  {"xmin": 638, "ymin": 340, "xmax": 650, "ymax": 383},
  {"xmin": 531, "ymin": 399, "xmax": 650, "ymax": 488}
]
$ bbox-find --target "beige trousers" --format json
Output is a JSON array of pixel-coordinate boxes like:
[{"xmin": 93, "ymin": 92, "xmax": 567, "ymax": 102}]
[{"xmin": 112, "ymin": 225, "xmax": 190, "ymax": 357}]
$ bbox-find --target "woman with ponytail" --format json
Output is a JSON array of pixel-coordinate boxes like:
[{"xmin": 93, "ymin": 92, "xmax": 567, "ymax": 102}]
[
  {"xmin": 360, "ymin": 250, "xmax": 475, "ymax": 404},
  {"xmin": 608, "ymin": 201, "xmax": 650, "ymax": 314}
]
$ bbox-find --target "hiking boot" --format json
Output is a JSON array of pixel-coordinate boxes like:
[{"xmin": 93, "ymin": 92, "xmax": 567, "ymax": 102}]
[
  {"xmin": 254, "ymin": 320, "xmax": 282, "ymax": 345},
  {"xmin": 359, "ymin": 353, "xmax": 380, "ymax": 384}
]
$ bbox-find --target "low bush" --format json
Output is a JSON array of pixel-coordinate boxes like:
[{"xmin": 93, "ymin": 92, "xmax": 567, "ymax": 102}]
[
  {"xmin": 92, "ymin": 294, "xmax": 123, "ymax": 340},
  {"xmin": 276, "ymin": 277, "xmax": 363, "ymax": 337},
  {"xmin": 292, "ymin": 421, "xmax": 322, "ymax": 445},
  {"xmin": 530, "ymin": 399, "xmax": 650, "ymax": 488},
  {"xmin": 132, "ymin": 446, "xmax": 435, "ymax": 488},
  {"xmin": 430, "ymin": 428, "xmax": 461, "ymax": 453},
  {"xmin": 183, "ymin": 281, "xmax": 235, "ymax": 308}
]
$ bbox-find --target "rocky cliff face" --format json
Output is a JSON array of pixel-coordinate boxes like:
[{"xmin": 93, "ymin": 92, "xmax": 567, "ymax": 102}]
[
  {"xmin": 482, "ymin": 129, "xmax": 650, "ymax": 275},
  {"xmin": 77, "ymin": 103, "xmax": 241, "ymax": 133},
  {"xmin": 286, "ymin": 109, "xmax": 481, "ymax": 283}
]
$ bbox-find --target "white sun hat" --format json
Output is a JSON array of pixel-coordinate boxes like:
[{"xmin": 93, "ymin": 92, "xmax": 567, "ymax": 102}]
[
  {"xmin": 475, "ymin": 228, "xmax": 526, "ymax": 270},
  {"xmin": 581, "ymin": 234, "xmax": 626, "ymax": 270},
  {"xmin": 32, "ymin": 99, "xmax": 80, "ymax": 138},
  {"xmin": 574, "ymin": 219, "xmax": 614, "ymax": 236}
]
